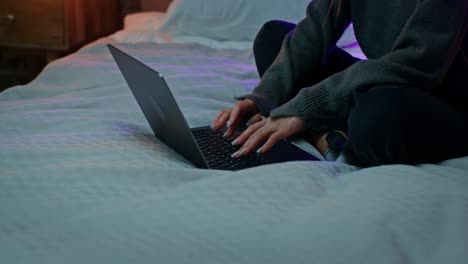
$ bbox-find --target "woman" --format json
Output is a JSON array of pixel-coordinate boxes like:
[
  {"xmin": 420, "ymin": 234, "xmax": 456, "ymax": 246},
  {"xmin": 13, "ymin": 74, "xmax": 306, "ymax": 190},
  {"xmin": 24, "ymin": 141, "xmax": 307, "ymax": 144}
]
[{"xmin": 211, "ymin": 0, "xmax": 468, "ymax": 167}]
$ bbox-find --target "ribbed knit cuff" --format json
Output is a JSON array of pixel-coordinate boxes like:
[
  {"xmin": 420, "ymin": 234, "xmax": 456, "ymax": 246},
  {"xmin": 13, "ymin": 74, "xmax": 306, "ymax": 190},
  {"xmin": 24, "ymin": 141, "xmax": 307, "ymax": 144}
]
[
  {"xmin": 235, "ymin": 74, "xmax": 290, "ymax": 117},
  {"xmin": 234, "ymin": 94, "xmax": 275, "ymax": 117},
  {"xmin": 270, "ymin": 83, "xmax": 330, "ymax": 130}
]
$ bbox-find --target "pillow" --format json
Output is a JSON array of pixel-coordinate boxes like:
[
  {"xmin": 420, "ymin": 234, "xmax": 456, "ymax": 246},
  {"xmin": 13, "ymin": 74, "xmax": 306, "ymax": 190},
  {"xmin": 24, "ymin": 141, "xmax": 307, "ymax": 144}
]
[
  {"xmin": 157, "ymin": 0, "xmax": 311, "ymax": 42},
  {"xmin": 124, "ymin": 11, "xmax": 166, "ymax": 31}
]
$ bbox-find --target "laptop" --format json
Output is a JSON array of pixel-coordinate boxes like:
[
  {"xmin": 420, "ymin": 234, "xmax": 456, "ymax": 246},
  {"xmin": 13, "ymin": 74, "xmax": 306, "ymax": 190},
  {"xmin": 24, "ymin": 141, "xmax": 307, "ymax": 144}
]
[{"xmin": 108, "ymin": 44, "xmax": 319, "ymax": 170}]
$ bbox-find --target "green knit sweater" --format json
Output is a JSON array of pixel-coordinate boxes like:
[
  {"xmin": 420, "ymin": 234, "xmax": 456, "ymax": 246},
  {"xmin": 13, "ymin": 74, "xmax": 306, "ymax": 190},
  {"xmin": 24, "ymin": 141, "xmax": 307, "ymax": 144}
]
[{"xmin": 238, "ymin": 0, "xmax": 468, "ymax": 131}]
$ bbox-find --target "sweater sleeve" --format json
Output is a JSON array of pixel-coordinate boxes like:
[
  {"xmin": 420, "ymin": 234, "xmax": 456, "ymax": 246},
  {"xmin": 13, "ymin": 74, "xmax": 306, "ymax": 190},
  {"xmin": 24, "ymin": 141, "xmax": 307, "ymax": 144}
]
[
  {"xmin": 236, "ymin": 0, "xmax": 352, "ymax": 117},
  {"xmin": 270, "ymin": 0, "xmax": 468, "ymax": 130}
]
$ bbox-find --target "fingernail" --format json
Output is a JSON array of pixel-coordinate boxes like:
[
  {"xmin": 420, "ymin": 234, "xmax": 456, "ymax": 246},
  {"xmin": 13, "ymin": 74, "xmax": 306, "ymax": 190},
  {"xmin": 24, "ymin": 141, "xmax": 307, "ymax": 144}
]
[
  {"xmin": 231, "ymin": 148, "xmax": 245, "ymax": 158},
  {"xmin": 210, "ymin": 123, "xmax": 215, "ymax": 129},
  {"xmin": 256, "ymin": 147, "xmax": 263, "ymax": 154},
  {"xmin": 239, "ymin": 148, "xmax": 246, "ymax": 156},
  {"xmin": 223, "ymin": 132, "xmax": 229, "ymax": 138},
  {"xmin": 246, "ymin": 121, "xmax": 252, "ymax": 126},
  {"xmin": 226, "ymin": 120, "xmax": 231, "ymax": 128},
  {"xmin": 231, "ymin": 138, "xmax": 239, "ymax": 145}
]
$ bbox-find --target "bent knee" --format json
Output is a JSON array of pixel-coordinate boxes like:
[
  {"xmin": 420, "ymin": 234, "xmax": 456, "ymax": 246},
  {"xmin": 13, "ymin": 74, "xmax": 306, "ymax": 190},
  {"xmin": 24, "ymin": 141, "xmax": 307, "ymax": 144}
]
[
  {"xmin": 345, "ymin": 86, "xmax": 468, "ymax": 166},
  {"xmin": 345, "ymin": 87, "xmax": 430, "ymax": 166},
  {"xmin": 254, "ymin": 20, "xmax": 295, "ymax": 45},
  {"xmin": 348, "ymin": 87, "xmax": 414, "ymax": 144}
]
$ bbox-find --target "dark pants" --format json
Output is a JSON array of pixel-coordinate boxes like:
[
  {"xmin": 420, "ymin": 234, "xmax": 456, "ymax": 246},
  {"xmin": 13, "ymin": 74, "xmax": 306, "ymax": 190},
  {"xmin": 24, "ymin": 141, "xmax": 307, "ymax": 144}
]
[{"xmin": 253, "ymin": 20, "xmax": 468, "ymax": 167}]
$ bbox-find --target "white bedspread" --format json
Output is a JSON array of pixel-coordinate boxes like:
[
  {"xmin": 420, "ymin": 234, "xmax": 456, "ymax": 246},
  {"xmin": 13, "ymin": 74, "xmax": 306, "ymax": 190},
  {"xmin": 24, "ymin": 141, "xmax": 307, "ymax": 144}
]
[{"xmin": 1, "ymin": 40, "xmax": 467, "ymax": 264}]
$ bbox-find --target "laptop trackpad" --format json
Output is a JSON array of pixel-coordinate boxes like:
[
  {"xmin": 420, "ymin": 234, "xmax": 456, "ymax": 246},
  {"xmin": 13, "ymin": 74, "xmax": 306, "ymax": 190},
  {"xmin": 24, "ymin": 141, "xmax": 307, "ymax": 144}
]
[{"xmin": 261, "ymin": 139, "xmax": 319, "ymax": 163}]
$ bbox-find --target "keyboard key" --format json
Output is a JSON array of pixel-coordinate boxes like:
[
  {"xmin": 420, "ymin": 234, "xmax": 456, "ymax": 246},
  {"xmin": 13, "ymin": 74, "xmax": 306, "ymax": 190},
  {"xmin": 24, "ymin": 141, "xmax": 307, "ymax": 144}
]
[{"xmin": 193, "ymin": 128, "xmax": 267, "ymax": 170}]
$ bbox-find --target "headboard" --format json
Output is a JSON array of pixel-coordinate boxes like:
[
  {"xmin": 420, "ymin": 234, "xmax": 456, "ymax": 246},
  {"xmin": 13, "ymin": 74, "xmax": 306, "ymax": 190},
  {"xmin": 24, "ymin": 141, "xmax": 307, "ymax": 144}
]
[{"xmin": 120, "ymin": 0, "xmax": 173, "ymax": 16}]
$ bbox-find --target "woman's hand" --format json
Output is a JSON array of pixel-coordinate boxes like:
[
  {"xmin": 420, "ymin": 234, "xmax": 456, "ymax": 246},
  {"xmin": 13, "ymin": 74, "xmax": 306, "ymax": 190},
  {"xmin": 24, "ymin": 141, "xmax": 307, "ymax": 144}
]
[
  {"xmin": 211, "ymin": 99, "xmax": 261, "ymax": 138},
  {"xmin": 231, "ymin": 116, "xmax": 304, "ymax": 158}
]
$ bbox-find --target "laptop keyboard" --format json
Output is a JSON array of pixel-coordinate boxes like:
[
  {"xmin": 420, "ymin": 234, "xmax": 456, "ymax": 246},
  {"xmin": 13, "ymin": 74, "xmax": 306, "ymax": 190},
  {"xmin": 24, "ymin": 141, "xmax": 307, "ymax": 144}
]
[{"xmin": 192, "ymin": 128, "xmax": 268, "ymax": 170}]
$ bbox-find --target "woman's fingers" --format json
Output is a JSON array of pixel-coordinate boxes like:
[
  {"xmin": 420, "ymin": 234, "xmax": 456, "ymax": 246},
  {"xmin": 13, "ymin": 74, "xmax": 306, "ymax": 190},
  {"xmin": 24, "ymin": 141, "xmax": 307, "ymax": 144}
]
[
  {"xmin": 232, "ymin": 116, "xmax": 305, "ymax": 158},
  {"xmin": 224, "ymin": 99, "xmax": 259, "ymax": 138},
  {"xmin": 212, "ymin": 99, "xmax": 261, "ymax": 139},
  {"xmin": 239, "ymin": 126, "xmax": 274, "ymax": 156},
  {"xmin": 231, "ymin": 121, "xmax": 270, "ymax": 157},
  {"xmin": 211, "ymin": 109, "xmax": 231, "ymax": 130},
  {"xmin": 223, "ymin": 104, "xmax": 243, "ymax": 138},
  {"xmin": 247, "ymin": 114, "xmax": 262, "ymax": 126},
  {"xmin": 256, "ymin": 131, "xmax": 284, "ymax": 154},
  {"xmin": 231, "ymin": 120, "xmax": 265, "ymax": 146},
  {"xmin": 211, "ymin": 109, "xmax": 226, "ymax": 127}
]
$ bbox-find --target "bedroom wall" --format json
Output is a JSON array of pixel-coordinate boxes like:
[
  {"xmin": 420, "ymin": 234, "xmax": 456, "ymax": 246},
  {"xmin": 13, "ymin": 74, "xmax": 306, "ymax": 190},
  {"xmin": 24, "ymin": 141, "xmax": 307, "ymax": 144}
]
[
  {"xmin": 120, "ymin": 0, "xmax": 172, "ymax": 15},
  {"xmin": 141, "ymin": 0, "xmax": 172, "ymax": 12}
]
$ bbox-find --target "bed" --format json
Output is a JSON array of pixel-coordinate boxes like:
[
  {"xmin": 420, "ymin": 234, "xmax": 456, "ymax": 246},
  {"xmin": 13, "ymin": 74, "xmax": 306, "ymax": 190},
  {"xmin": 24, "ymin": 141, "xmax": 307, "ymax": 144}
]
[{"xmin": 1, "ymin": 0, "xmax": 467, "ymax": 263}]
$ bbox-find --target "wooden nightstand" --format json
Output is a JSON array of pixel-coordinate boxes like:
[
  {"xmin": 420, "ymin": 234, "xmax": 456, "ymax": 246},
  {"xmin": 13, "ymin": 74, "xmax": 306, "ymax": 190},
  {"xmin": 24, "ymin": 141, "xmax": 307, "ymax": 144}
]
[{"xmin": 0, "ymin": 0, "xmax": 122, "ymax": 91}]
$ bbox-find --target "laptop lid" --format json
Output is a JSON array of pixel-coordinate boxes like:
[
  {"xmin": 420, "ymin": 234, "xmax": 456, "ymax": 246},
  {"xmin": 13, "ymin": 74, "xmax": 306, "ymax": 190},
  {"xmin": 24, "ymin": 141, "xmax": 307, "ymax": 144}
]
[{"xmin": 108, "ymin": 44, "xmax": 209, "ymax": 169}]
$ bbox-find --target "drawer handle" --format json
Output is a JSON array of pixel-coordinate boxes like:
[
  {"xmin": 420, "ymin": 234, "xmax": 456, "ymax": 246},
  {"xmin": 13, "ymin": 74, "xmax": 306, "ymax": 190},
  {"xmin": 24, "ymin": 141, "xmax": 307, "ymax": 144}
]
[{"xmin": 3, "ymin": 14, "xmax": 16, "ymax": 24}]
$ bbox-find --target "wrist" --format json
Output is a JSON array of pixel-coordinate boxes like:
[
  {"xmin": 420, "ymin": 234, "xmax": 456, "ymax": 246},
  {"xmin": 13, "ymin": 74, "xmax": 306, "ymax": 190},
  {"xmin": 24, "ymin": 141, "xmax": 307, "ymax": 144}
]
[{"xmin": 243, "ymin": 98, "xmax": 259, "ymax": 113}]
